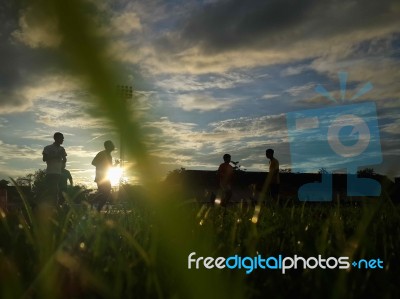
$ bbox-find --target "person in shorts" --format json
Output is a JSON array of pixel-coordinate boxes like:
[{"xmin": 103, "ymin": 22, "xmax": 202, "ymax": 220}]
[
  {"xmin": 42, "ymin": 132, "xmax": 67, "ymax": 205},
  {"xmin": 91, "ymin": 140, "xmax": 118, "ymax": 211}
]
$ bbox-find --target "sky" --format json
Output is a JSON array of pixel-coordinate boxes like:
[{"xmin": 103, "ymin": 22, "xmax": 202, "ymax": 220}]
[{"xmin": 0, "ymin": 0, "xmax": 399, "ymax": 187}]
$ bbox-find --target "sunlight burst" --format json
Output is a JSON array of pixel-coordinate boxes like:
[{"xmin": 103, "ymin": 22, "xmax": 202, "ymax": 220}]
[{"xmin": 107, "ymin": 167, "xmax": 123, "ymax": 186}]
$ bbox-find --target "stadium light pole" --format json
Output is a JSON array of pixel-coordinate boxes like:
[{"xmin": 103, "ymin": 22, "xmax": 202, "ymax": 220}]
[{"xmin": 116, "ymin": 85, "xmax": 133, "ymax": 172}]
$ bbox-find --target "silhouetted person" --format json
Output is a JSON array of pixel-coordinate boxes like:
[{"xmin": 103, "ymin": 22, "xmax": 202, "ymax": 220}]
[
  {"xmin": 217, "ymin": 154, "xmax": 234, "ymax": 206},
  {"xmin": 59, "ymin": 161, "xmax": 73, "ymax": 205},
  {"xmin": 92, "ymin": 140, "xmax": 118, "ymax": 211},
  {"xmin": 266, "ymin": 148, "xmax": 280, "ymax": 201},
  {"xmin": 42, "ymin": 132, "xmax": 67, "ymax": 205}
]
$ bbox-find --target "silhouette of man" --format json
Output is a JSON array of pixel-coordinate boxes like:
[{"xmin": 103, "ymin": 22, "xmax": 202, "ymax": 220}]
[
  {"xmin": 266, "ymin": 148, "xmax": 280, "ymax": 201},
  {"xmin": 92, "ymin": 140, "xmax": 118, "ymax": 211},
  {"xmin": 42, "ymin": 132, "xmax": 67, "ymax": 205},
  {"xmin": 217, "ymin": 154, "xmax": 234, "ymax": 206},
  {"xmin": 59, "ymin": 161, "xmax": 73, "ymax": 205}
]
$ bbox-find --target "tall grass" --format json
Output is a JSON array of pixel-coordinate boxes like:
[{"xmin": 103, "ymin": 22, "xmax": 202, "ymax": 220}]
[{"xmin": 1, "ymin": 193, "xmax": 400, "ymax": 298}]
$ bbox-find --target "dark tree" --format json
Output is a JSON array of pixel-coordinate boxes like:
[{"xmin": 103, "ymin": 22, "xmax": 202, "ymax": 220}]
[{"xmin": 0, "ymin": 179, "xmax": 10, "ymax": 188}]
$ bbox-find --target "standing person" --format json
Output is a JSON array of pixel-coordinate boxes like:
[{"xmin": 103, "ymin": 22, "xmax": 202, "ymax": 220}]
[
  {"xmin": 217, "ymin": 154, "xmax": 234, "ymax": 206},
  {"xmin": 59, "ymin": 161, "xmax": 73, "ymax": 205},
  {"xmin": 42, "ymin": 132, "xmax": 67, "ymax": 205},
  {"xmin": 266, "ymin": 148, "xmax": 280, "ymax": 201},
  {"xmin": 91, "ymin": 140, "xmax": 118, "ymax": 211}
]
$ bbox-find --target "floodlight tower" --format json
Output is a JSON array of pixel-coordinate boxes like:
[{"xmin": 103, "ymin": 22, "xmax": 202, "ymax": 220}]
[{"xmin": 116, "ymin": 85, "xmax": 133, "ymax": 170}]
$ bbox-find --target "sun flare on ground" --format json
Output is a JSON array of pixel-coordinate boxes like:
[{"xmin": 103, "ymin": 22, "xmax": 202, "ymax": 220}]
[{"xmin": 107, "ymin": 167, "xmax": 123, "ymax": 186}]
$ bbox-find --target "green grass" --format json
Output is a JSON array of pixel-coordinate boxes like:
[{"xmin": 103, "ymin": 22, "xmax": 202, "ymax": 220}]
[{"xmin": 1, "ymin": 192, "xmax": 399, "ymax": 299}]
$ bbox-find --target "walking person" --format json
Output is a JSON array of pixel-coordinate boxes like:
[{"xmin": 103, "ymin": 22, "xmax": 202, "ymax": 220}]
[
  {"xmin": 42, "ymin": 132, "xmax": 67, "ymax": 205},
  {"xmin": 265, "ymin": 148, "xmax": 280, "ymax": 201},
  {"xmin": 217, "ymin": 154, "xmax": 234, "ymax": 206},
  {"xmin": 91, "ymin": 140, "xmax": 119, "ymax": 211}
]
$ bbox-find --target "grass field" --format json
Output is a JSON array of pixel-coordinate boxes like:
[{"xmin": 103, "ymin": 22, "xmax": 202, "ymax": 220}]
[{"xmin": 1, "ymin": 188, "xmax": 399, "ymax": 299}]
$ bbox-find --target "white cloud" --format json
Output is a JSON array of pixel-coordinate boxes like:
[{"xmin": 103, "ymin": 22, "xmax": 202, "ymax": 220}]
[
  {"xmin": 0, "ymin": 74, "xmax": 86, "ymax": 114},
  {"xmin": 0, "ymin": 165, "xmax": 37, "ymax": 180},
  {"xmin": 34, "ymin": 101, "xmax": 111, "ymax": 129},
  {"xmin": 6, "ymin": 74, "xmax": 113, "ymax": 129},
  {"xmin": 20, "ymin": 131, "xmax": 57, "ymax": 142},
  {"xmin": 110, "ymin": 12, "xmax": 142, "ymax": 35},
  {"xmin": 144, "ymin": 118, "xmax": 201, "ymax": 150},
  {"xmin": 261, "ymin": 94, "xmax": 280, "ymax": 100},
  {"xmin": 64, "ymin": 146, "xmax": 98, "ymax": 159},
  {"xmin": 281, "ymin": 65, "xmax": 311, "ymax": 77},
  {"xmin": 155, "ymin": 72, "xmax": 253, "ymax": 92},
  {"xmin": 176, "ymin": 94, "xmax": 238, "ymax": 112},
  {"xmin": 286, "ymin": 83, "xmax": 316, "ymax": 97},
  {"xmin": 0, "ymin": 140, "xmax": 40, "ymax": 161},
  {"xmin": 12, "ymin": 7, "xmax": 61, "ymax": 48}
]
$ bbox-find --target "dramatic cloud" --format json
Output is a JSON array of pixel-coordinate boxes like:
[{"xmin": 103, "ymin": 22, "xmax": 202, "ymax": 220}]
[
  {"xmin": 130, "ymin": 0, "xmax": 400, "ymax": 74},
  {"xmin": 182, "ymin": 0, "xmax": 318, "ymax": 52},
  {"xmin": 0, "ymin": 0, "xmax": 399, "ymax": 183},
  {"xmin": 181, "ymin": 0, "xmax": 400, "ymax": 52},
  {"xmin": 144, "ymin": 114, "xmax": 289, "ymax": 171}
]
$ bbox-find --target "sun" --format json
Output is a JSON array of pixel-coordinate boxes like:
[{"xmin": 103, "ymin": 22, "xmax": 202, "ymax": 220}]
[{"xmin": 107, "ymin": 167, "xmax": 123, "ymax": 186}]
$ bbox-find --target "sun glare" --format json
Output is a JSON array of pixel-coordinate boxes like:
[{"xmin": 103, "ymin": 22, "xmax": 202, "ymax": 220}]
[{"xmin": 107, "ymin": 167, "xmax": 123, "ymax": 186}]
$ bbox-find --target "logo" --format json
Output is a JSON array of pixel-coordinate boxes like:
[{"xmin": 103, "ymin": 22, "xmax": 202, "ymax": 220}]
[
  {"xmin": 286, "ymin": 72, "xmax": 382, "ymax": 201},
  {"xmin": 188, "ymin": 252, "xmax": 384, "ymax": 274}
]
